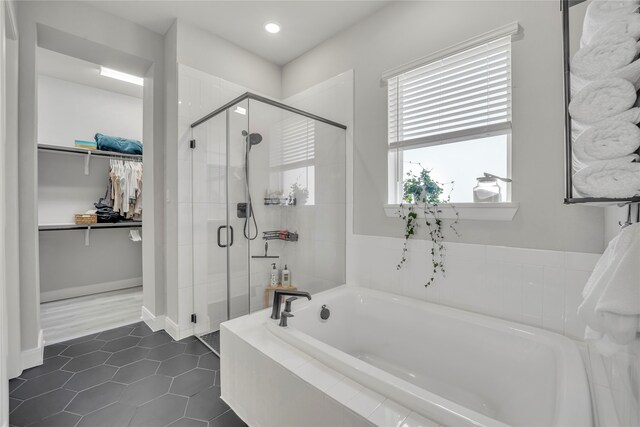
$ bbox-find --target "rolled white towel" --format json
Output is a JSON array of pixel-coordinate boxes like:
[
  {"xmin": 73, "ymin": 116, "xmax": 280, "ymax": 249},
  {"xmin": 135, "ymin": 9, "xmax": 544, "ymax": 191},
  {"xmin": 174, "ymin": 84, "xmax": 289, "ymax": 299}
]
[
  {"xmin": 572, "ymin": 58, "xmax": 640, "ymax": 93},
  {"xmin": 573, "ymin": 120, "xmax": 640, "ymax": 162},
  {"xmin": 582, "ymin": 0, "xmax": 640, "ymax": 47},
  {"xmin": 573, "ymin": 161, "xmax": 640, "ymax": 197},
  {"xmin": 590, "ymin": 12, "xmax": 640, "ymax": 44},
  {"xmin": 572, "ymin": 106, "xmax": 640, "ymax": 136},
  {"xmin": 572, "ymin": 35, "xmax": 640, "ymax": 80},
  {"xmin": 573, "ymin": 154, "xmax": 640, "ymax": 172},
  {"xmin": 569, "ymin": 78, "xmax": 637, "ymax": 123}
]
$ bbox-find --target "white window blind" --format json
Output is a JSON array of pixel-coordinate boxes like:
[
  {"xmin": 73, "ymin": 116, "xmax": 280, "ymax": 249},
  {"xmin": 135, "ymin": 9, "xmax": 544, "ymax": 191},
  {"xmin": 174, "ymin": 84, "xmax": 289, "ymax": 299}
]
[{"xmin": 388, "ymin": 35, "xmax": 512, "ymax": 149}]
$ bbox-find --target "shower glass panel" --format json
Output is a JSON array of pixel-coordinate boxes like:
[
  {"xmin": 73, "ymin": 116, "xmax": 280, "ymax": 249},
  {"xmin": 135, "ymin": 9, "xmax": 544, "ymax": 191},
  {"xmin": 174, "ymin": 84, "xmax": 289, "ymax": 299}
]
[{"xmin": 191, "ymin": 94, "xmax": 346, "ymax": 353}]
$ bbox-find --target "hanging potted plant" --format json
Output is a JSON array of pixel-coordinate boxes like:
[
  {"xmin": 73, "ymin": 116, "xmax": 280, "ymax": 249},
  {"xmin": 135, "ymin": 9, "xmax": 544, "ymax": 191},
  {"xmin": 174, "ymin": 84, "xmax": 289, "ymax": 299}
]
[{"xmin": 397, "ymin": 163, "xmax": 459, "ymax": 287}]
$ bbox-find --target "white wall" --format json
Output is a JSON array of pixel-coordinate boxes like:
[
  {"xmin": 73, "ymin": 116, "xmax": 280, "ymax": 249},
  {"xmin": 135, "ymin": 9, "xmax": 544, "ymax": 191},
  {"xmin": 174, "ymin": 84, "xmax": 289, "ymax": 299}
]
[
  {"xmin": 16, "ymin": 0, "xmax": 165, "ymax": 369},
  {"xmin": 37, "ymin": 75, "xmax": 142, "ymax": 146},
  {"xmin": 1, "ymin": 1, "xmax": 11, "ymax": 424},
  {"xmin": 176, "ymin": 21, "xmax": 281, "ymax": 100},
  {"xmin": 282, "ymin": 0, "xmax": 604, "ymax": 254},
  {"xmin": 5, "ymin": 4, "xmax": 21, "ymax": 381}
]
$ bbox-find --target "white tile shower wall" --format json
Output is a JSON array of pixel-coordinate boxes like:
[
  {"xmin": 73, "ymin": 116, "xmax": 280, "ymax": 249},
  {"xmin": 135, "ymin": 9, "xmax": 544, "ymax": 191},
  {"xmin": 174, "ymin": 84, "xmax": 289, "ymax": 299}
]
[{"xmin": 348, "ymin": 234, "xmax": 601, "ymax": 339}]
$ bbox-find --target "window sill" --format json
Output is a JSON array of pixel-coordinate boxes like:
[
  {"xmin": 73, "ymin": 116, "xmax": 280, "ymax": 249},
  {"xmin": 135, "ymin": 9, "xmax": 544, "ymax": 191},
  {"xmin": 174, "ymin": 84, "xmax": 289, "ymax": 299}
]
[{"xmin": 384, "ymin": 202, "xmax": 519, "ymax": 221}]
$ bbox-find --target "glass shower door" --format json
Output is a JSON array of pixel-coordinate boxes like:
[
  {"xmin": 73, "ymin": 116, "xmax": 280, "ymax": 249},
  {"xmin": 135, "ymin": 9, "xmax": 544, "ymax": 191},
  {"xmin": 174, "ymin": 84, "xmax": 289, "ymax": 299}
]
[
  {"xmin": 225, "ymin": 99, "xmax": 252, "ymax": 325},
  {"xmin": 191, "ymin": 99, "xmax": 251, "ymax": 353}
]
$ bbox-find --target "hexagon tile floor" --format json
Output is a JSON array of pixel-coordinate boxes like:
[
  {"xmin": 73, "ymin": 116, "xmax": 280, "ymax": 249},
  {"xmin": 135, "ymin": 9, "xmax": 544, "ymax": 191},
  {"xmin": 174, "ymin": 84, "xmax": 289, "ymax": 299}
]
[{"xmin": 8, "ymin": 322, "xmax": 247, "ymax": 427}]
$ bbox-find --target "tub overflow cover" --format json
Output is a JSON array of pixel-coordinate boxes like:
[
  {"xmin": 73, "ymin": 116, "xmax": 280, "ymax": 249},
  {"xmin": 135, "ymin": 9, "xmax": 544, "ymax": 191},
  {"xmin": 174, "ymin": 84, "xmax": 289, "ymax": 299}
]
[{"xmin": 320, "ymin": 305, "xmax": 331, "ymax": 320}]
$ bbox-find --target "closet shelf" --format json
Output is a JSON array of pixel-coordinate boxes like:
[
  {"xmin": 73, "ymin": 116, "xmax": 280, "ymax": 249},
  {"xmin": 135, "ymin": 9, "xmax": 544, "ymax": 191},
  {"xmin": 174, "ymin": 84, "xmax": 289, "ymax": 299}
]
[
  {"xmin": 38, "ymin": 144, "xmax": 142, "ymax": 160},
  {"xmin": 39, "ymin": 222, "xmax": 142, "ymax": 231}
]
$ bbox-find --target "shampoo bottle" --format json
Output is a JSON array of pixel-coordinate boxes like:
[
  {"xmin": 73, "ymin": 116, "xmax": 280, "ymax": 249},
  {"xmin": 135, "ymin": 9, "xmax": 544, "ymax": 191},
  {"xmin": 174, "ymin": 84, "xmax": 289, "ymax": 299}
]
[
  {"xmin": 282, "ymin": 264, "xmax": 291, "ymax": 287},
  {"xmin": 270, "ymin": 263, "xmax": 278, "ymax": 286}
]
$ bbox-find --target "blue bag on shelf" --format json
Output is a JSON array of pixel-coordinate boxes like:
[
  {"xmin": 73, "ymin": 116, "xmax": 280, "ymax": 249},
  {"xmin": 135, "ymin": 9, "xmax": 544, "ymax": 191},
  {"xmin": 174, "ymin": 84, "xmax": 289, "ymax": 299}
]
[{"xmin": 95, "ymin": 133, "xmax": 143, "ymax": 155}]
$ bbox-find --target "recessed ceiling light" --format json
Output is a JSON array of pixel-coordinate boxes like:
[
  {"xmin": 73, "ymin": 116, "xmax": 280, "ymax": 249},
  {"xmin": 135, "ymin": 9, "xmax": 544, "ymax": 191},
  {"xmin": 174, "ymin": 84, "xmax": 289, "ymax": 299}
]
[
  {"xmin": 100, "ymin": 67, "xmax": 144, "ymax": 86},
  {"xmin": 265, "ymin": 22, "xmax": 280, "ymax": 34}
]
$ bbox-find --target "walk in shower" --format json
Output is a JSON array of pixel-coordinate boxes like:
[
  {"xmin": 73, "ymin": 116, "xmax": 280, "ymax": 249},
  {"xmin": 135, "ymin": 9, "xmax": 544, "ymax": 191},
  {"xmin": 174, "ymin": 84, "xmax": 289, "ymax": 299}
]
[{"xmin": 189, "ymin": 93, "xmax": 347, "ymax": 353}]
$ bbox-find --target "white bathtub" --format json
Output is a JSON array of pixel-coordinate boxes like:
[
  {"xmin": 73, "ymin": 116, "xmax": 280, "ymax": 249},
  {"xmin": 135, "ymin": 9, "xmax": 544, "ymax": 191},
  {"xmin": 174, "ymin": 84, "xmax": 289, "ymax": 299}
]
[{"xmin": 266, "ymin": 286, "xmax": 592, "ymax": 427}]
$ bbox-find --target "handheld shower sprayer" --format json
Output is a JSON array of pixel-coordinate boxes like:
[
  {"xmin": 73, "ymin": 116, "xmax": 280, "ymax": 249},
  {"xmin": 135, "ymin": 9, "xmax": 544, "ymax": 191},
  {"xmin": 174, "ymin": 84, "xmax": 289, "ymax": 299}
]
[{"xmin": 241, "ymin": 130, "xmax": 263, "ymax": 240}]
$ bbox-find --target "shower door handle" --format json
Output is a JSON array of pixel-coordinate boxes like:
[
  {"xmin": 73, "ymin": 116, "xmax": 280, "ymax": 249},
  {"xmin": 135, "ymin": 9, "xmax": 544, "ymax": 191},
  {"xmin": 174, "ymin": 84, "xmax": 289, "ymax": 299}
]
[{"xmin": 217, "ymin": 225, "xmax": 234, "ymax": 247}]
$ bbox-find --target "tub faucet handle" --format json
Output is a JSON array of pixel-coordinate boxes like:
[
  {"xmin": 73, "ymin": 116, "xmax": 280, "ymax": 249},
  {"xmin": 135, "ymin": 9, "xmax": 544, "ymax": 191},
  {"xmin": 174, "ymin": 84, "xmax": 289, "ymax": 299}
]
[
  {"xmin": 284, "ymin": 296, "xmax": 298, "ymax": 313},
  {"xmin": 279, "ymin": 311, "xmax": 294, "ymax": 327}
]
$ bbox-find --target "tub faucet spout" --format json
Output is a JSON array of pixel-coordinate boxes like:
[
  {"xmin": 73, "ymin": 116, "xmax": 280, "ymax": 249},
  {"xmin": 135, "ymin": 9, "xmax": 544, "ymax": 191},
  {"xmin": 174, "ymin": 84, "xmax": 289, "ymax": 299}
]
[{"xmin": 270, "ymin": 290, "xmax": 311, "ymax": 320}]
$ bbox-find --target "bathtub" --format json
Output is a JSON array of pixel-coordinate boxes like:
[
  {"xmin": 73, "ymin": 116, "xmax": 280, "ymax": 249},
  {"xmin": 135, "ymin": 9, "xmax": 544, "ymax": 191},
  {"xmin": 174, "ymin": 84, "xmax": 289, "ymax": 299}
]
[{"xmin": 266, "ymin": 286, "xmax": 592, "ymax": 427}]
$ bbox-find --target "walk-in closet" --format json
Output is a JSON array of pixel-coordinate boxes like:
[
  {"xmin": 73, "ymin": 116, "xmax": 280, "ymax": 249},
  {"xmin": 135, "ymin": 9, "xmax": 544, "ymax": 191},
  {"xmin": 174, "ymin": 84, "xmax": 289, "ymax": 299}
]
[{"xmin": 37, "ymin": 47, "xmax": 144, "ymax": 343}]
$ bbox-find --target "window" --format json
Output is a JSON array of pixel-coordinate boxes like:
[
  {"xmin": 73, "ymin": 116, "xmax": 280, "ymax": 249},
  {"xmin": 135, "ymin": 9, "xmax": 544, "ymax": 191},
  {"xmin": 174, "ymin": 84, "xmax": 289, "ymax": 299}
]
[
  {"xmin": 270, "ymin": 115, "xmax": 316, "ymax": 205},
  {"xmin": 387, "ymin": 33, "xmax": 513, "ymax": 204}
]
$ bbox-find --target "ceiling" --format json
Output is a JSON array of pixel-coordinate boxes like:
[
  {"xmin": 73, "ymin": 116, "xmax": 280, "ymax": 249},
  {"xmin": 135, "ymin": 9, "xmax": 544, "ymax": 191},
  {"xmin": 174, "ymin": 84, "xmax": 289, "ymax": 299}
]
[
  {"xmin": 89, "ymin": 0, "xmax": 390, "ymax": 65},
  {"xmin": 38, "ymin": 47, "xmax": 144, "ymax": 98}
]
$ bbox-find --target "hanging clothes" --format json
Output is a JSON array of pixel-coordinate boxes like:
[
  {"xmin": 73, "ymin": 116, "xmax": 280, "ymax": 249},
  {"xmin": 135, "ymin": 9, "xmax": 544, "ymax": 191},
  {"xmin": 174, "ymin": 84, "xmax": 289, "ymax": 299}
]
[{"xmin": 106, "ymin": 159, "xmax": 143, "ymax": 220}]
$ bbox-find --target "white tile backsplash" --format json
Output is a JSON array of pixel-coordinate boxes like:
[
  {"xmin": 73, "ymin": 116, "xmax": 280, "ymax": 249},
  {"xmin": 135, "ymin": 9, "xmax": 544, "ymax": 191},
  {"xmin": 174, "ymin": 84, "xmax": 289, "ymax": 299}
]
[{"xmin": 348, "ymin": 235, "xmax": 600, "ymax": 339}]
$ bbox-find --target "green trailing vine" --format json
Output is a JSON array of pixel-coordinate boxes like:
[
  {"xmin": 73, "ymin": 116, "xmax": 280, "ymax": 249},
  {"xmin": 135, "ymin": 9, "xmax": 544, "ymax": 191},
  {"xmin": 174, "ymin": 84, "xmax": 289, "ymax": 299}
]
[{"xmin": 397, "ymin": 163, "xmax": 460, "ymax": 287}]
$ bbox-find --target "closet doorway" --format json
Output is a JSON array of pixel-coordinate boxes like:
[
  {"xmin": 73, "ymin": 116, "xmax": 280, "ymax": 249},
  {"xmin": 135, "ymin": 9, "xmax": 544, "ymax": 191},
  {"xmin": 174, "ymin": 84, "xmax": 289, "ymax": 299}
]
[{"xmin": 36, "ymin": 47, "xmax": 145, "ymax": 343}]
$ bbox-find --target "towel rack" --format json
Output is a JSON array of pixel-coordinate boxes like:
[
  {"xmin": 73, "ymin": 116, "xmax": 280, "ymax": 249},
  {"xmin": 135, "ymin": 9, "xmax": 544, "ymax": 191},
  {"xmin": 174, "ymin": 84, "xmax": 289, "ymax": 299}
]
[
  {"xmin": 619, "ymin": 203, "xmax": 640, "ymax": 229},
  {"xmin": 560, "ymin": 0, "xmax": 640, "ymax": 206}
]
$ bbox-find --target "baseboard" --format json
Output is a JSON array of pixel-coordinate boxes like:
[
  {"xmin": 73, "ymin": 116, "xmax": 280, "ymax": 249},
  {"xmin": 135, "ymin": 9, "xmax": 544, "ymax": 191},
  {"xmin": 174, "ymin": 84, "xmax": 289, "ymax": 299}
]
[
  {"xmin": 141, "ymin": 306, "xmax": 166, "ymax": 332},
  {"xmin": 164, "ymin": 317, "xmax": 181, "ymax": 341},
  {"xmin": 21, "ymin": 330, "xmax": 44, "ymax": 371},
  {"xmin": 41, "ymin": 279, "xmax": 142, "ymax": 303},
  {"xmin": 141, "ymin": 307, "xmax": 192, "ymax": 341}
]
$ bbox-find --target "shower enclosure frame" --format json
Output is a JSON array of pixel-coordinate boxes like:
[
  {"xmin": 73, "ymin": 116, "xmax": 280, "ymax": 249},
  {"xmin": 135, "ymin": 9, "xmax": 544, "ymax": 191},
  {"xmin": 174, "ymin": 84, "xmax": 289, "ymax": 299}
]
[{"xmin": 189, "ymin": 92, "xmax": 347, "ymax": 352}]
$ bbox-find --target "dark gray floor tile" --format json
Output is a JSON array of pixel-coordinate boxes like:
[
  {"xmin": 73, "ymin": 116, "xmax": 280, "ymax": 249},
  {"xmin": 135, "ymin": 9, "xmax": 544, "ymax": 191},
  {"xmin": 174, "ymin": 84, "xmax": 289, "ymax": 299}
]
[
  {"xmin": 170, "ymin": 368, "xmax": 215, "ymax": 397},
  {"xmin": 112, "ymin": 359, "xmax": 159, "ymax": 384},
  {"xmin": 43, "ymin": 344, "xmax": 68, "ymax": 359},
  {"xmin": 177, "ymin": 336, "xmax": 198, "ymax": 343},
  {"xmin": 64, "ymin": 365, "xmax": 118, "ymax": 391},
  {"xmin": 100, "ymin": 336, "xmax": 140, "ymax": 352},
  {"xmin": 65, "ymin": 381, "xmax": 125, "ymax": 415},
  {"xmin": 61, "ymin": 351, "xmax": 110, "ymax": 372},
  {"xmin": 138, "ymin": 331, "xmax": 172, "ymax": 348},
  {"xmin": 184, "ymin": 386, "xmax": 228, "ymax": 422},
  {"xmin": 10, "ymin": 370, "xmax": 73, "ymax": 400},
  {"xmin": 96, "ymin": 325, "xmax": 135, "ymax": 341},
  {"xmin": 130, "ymin": 323, "xmax": 154, "ymax": 337},
  {"xmin": 60, "ymin": 333, "xmax": 99, "ymax": 346},
  {"xmin": 76, "ymin": 402, "xmax": 136, "ymax": 427},
  {"xmin": 157, "ymin": 354, "xmax": 198, "ymax": 377},
  {"xmin": 167, "ymin": 417, "xmax": 207, "ymax": 427},
  {"xmin": 29, "ymin": 411, "xmax": 81, "ymax": 427},
  {"xmin": 118, "ymin": 374, "xmax": 171, "ymax": 406},
  {"xmin": 9, "ymin": 388, "xmax": 76, "ymax": 427},
  {"xmin": 198, "ymin": 353, "xmax": 220, "ymax": 371},
  {"xmin": 62, "ymin": 340, "xmax": 106, "ymax": 357},
  {"xmin": 147, "ymin": 342, "xmax": 186, "ymax": 361},
  {"xmin": 209, "ymin": 409, "xmax": 247, "ymax": 427},
  {"xmin": 20, "ymin": 356, "xmax": 71, "ymax": 379},
  {"xmin": 9, "ymin": 398, "xmax": 21, "ymax": 414},
  {"xmin": 9, "ymin": 378, "xmax": 25, "ymax": 393},
  {"xmin": 185, "ymin": 340, "xmax": 210, "ymax": 356},
  {"xmin": 105, "ymin": 346, "xmax": 149, "ymax": 367},
  {"xmin": 128, "ymin": 394, "xmax": 188, "ymax": 427}
]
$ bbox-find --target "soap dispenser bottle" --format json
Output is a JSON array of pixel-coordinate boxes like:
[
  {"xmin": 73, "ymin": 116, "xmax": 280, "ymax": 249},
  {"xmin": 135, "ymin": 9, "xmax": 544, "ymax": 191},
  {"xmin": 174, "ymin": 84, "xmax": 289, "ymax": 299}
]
[
  {"xmin": 282, "ymin": 264, "xmax": 291, "ymax": 287},
  {"xmin": 270, "ymin": 263, "xmax": 279, "ymax": 287}
]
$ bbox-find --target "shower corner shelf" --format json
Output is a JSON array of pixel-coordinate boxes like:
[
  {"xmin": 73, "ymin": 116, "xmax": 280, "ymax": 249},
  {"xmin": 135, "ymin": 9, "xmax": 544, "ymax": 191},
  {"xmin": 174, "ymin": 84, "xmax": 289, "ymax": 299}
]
[
  {"xmin": 264, "ymin": 197, "xmax": 296, "ymax": 206},
  {"xmin": 262, "ymin": 230, "xmax": 299, "ymax": 242}
]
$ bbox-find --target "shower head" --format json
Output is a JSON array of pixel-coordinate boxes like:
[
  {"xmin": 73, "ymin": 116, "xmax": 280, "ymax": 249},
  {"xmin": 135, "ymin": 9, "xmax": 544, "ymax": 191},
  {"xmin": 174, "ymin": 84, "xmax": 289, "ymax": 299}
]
[{"xmin": 242, "ymin": 130, "xmax": 263, "ymax": 147}]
